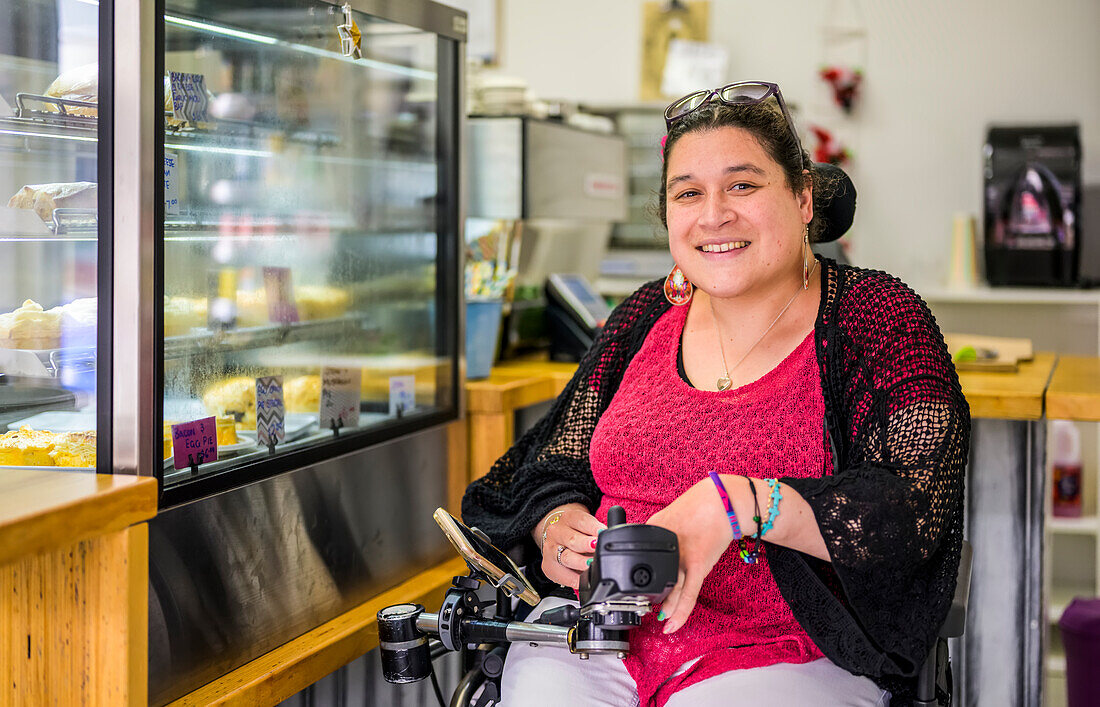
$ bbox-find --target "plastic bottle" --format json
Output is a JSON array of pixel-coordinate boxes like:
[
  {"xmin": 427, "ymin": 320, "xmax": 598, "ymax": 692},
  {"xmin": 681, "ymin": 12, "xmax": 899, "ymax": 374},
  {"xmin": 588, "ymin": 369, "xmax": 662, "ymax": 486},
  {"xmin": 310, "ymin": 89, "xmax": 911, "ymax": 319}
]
[{"xmin": 1052, "ymin": 420, "xmax": 1083, "ymax": 518}]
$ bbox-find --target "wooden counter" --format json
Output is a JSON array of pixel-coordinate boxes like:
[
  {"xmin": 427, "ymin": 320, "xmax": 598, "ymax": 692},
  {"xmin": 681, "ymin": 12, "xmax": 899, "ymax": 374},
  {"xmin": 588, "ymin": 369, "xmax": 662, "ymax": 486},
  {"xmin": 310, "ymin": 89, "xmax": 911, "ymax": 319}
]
[
  {"xmin": 1046, "ymin": 355, "xmax": 1100, "ymax": 421},
  {"xmin": 0, "ymin": 469, "xmax": 157, "ymax": 706},
  {"xmin": 466, "ymin": 360, "xmax": 576, "ymax": 481},
  {"xmin": 956, "ymin": 352, "xmax": 1057, "ymax": 421}
]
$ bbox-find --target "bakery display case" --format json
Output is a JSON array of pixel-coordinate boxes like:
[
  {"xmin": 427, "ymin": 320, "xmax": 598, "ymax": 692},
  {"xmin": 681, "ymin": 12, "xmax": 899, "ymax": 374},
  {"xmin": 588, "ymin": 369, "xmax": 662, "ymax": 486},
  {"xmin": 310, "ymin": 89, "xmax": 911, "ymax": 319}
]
[
  {"xmin": 156, "ymin": 0, "xmax": 461, "ymax": 499},
  {"xmin": 0, "ymin": 0, "xmax": 463, "ymax": 502},
  {"xmin": 0, "ymin": 0, "xmax": 103, "ymax": 470}
]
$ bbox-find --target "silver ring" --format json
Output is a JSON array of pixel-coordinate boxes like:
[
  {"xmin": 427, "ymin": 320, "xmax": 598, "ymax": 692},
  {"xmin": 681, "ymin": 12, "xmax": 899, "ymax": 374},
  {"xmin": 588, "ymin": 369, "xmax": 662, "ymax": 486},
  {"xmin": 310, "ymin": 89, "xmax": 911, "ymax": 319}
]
[{"xmin": 555, "ymin": 545, "xmax": 566, "ymax": 566}]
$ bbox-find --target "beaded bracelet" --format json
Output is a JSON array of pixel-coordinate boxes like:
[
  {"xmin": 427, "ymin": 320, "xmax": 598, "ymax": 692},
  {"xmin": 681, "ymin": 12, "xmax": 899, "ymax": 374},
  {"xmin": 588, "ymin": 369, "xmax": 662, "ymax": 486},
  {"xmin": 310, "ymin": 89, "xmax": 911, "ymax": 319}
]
[
  {"xmin": 740, "ymin": 478, "xmax": 763, "ymax": 564},
  {"xmin": 760, "ymin": 479, "xmax": 783, "ymax": 538},
  {"xmin": 707, "ymin": 471, "xmax": 743, "ymax": 540}
]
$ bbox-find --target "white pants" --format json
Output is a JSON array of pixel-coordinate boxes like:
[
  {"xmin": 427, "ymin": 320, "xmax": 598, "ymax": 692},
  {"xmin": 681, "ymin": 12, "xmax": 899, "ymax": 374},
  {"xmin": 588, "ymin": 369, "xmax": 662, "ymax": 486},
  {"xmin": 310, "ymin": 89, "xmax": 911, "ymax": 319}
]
[{"xmin": 500, "ymin": 598, "xmax": 890, "ymax": 707}]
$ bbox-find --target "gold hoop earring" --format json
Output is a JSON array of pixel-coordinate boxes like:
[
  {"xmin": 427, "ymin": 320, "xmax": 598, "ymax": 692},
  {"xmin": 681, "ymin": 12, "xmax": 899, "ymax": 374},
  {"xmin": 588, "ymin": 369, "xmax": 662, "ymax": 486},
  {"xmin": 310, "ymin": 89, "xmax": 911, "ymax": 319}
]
[
  {"xmin": 802, "ymin": 225, "xmax": 811, "ymax": 289},
  {"xmin": 664, "ymin": 265, "xmax": 693, "ymax": 305}
]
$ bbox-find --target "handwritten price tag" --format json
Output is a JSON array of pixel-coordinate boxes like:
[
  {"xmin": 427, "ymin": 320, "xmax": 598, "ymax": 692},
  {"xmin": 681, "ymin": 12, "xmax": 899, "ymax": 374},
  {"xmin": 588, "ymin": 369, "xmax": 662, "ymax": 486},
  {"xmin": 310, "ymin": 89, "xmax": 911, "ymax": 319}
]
[
  {"xmin": 320, "ymin": 366, "xmax": 361, "ymax": 431},
  {"xmin": 389, "ymin": 375, "xmax": 415, "ymax": 417},
  {"xmin": 164, "ymin": 151, "xmax": 180, "ymax": 215},
  {"xmin": 256, "ymin": 376, "xmax": 286, "ymax": 448},
  {"xmin": 169, "ymin": 71, "xmax": 210, "ymax": 124},
  {"xmin": 263, "ymin": 267, "xmax": 299, "ymax": 324},
  {"xmin": 171, "ymin": 417, "xmax": 217, "ymax": 470}
]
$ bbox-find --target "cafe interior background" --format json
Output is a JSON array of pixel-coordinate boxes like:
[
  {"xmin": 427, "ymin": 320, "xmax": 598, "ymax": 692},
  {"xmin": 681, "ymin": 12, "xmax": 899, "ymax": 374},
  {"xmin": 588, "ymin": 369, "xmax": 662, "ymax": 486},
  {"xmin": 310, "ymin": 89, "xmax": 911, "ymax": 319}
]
[
  {"xmin": 456, "ymin": 1, "xmax": 1100, "ymax": 706},
  {"xmin": 1, "ymin": 0, "xmax": 1098, "ymax": 705}
]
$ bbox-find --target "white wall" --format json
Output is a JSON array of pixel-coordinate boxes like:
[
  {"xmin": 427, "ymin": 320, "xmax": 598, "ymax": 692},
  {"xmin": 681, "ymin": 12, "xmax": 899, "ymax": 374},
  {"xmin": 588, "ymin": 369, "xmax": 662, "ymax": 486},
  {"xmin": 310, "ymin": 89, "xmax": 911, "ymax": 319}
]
[{"xmin": 492, "ymin": 0, "xmax": 1100, "ymax": 288}]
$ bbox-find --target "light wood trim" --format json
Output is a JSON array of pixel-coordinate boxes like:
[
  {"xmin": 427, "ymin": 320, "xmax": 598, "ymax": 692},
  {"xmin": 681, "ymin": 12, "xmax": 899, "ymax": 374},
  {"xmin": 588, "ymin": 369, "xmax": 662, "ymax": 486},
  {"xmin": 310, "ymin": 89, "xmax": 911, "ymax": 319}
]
[
  {"xmin": 468, "ymin": 411, "xmax": 512, "ymax": 482},
  {"xmin": 446, "ymin": 420, "xmax": 468, "ymax": 515},
  {"xmin": 467, "ymin": 375, "xmax": 556, "ymax": 414},
  {"xmin": 0, "ymin": 470, "xmax": 157, "ymax": 567},
  {"xmin": 957, "ymin": 352, "xmax": 1057, "ymax": 420},
  {"xmin": 1, "ymin": 523, "xmax": 148, "ymax": 706},
  {"xmin": 167, "ymin": 557, "xmax": 468, "ymax": 707},
  {"xmin": 1047, "ymin": 356, "xmax": 1100, "ymax": 421}
]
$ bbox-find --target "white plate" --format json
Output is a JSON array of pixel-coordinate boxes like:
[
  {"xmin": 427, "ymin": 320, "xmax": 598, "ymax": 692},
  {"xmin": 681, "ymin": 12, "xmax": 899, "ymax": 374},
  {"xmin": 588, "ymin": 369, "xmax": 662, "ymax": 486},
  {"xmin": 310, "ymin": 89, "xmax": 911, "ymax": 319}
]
[{"xmin": 163, "ymin": 436, "xmax": 260, "ymax": 467}]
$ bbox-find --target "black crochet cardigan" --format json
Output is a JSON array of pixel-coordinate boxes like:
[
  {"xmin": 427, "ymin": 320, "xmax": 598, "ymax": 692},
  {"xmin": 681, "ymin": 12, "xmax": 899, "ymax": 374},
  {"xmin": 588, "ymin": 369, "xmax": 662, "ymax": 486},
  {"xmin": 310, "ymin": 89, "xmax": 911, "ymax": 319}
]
[{"xmin": 462, "ymin": 259, "xmax": 969, "ymax": 703}]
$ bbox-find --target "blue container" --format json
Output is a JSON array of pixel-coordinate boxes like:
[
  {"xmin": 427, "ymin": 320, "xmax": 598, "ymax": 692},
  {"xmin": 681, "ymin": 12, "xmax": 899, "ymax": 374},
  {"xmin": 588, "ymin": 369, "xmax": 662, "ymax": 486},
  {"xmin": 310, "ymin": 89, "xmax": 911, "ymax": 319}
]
[{"xmin": 465, "ymin": 299, "xmax": 503, "ymax": 380}]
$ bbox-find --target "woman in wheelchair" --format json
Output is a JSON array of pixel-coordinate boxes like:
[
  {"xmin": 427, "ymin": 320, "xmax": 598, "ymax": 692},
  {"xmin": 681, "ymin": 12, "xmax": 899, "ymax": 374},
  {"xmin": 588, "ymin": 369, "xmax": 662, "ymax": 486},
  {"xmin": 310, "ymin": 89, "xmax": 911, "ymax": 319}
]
[{"xmin": 462, "ymin": 82, "xmax": 969, "ymax": 707}]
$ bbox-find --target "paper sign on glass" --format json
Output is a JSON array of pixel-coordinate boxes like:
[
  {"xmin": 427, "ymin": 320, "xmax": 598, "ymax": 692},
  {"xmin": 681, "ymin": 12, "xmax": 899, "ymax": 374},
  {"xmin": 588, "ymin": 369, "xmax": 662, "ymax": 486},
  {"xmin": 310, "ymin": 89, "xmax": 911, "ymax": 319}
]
[
  {"xmin": 172, "ymin": 417, "xmax": 217, "ymax": 470},
  {"xmin": 320, "ymin": 366, "xmax": 361, "ymax": 430},
  {"xmin": 256, "ymin": 376, "xmax": 286, "ymax": 447},
  {"xmin": 164, "ymin": 151, "xmax": 180, "ymax": 215},
  {"xmin": 660, "ymin": 39, "xmax": 729, "ymax": 98},
  {"xmin": 169, "ymin": 71, "xmax": 210, "ymax": 124},
  {"xmin": 389, "ymin": 375, "xmax": 415, "ymax": 417},
  {"xmin": 263, "ymin": 267, "xmax": 299, "ymax": 323}
]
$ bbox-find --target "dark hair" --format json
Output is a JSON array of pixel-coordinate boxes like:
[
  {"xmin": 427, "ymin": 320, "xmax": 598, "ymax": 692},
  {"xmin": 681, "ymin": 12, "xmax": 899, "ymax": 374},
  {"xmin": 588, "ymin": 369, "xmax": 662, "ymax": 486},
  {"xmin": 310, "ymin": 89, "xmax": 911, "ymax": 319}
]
[{"xmin": 657, "ymin": 103, "xmax": 840, "ymax": 243}]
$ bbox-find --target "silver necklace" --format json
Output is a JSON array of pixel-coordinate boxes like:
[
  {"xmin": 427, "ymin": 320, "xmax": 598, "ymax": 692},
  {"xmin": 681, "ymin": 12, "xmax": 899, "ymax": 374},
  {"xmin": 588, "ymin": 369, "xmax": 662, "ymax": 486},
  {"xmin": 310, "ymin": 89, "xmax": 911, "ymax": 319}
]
[{"xmin": 710, "ymin": 260, "xmax": 818, "ymax": 391}]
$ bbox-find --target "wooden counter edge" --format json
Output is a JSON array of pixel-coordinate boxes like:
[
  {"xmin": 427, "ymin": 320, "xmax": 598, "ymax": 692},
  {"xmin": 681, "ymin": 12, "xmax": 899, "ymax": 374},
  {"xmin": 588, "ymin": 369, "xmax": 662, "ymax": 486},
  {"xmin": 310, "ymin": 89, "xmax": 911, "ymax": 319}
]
[
  {"xmin": 0, "ymin": 472, "xmax": 158, "ymax": 568},
  {"xmin": 1046, "ymin": 356, "xmax": 1100, "ymax": 422},
  {"xmin": 167, "ymin": 556, "xmax": 468, "ymax": 707}
]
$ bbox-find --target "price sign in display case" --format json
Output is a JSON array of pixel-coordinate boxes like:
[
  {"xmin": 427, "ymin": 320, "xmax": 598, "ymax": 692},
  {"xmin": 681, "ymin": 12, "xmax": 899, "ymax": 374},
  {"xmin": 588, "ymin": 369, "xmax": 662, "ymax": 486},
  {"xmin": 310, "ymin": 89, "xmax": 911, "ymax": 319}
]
[
  {"xmin": 157, "ymin": 0, "xmax": 462, "ymax": 499},
  {"xmin": 0, "ymin": 0, "xmax": 103, "ymax": 472}
]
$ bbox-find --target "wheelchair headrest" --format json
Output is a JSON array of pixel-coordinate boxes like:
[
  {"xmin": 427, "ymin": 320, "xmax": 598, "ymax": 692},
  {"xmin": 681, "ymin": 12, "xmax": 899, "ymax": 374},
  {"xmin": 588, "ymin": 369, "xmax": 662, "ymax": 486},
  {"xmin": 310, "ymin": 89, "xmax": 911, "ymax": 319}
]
[{"xmin": 813, "ymin": 163, "xmax": 857, "ymax": 243}]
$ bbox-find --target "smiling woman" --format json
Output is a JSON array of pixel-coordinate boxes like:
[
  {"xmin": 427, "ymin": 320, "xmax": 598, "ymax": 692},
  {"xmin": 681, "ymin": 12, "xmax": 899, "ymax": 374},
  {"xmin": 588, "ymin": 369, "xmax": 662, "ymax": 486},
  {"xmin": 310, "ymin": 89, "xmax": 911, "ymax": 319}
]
[{"xmin": 463, "ymin": 84, "xmax": 969, "ymax": 707}]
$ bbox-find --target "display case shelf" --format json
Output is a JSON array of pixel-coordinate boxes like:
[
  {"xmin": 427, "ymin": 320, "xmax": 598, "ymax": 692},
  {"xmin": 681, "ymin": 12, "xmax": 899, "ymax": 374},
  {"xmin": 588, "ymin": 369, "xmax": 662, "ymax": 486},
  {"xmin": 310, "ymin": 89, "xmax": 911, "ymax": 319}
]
[{"xmin": 162, "ymin": 313, "xmax": 375, "ymax": 360}]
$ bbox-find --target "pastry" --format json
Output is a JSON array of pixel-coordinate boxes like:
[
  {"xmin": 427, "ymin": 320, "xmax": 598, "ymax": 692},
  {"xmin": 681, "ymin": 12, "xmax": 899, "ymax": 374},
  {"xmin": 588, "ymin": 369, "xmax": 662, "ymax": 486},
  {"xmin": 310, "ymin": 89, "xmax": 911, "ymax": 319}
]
[
  {"xmin": 43, "ymin": 65, "xmax": 178, "ymax": 120},
  {"xmin": 0, "ymin": 426, "xmax": 57, "ymax": 466},
  {"xmin": 215, "ymin": 415, "xmax": 238, "ymax": 445},
  {"xmin": 56, "ymin": 297, "xmax": 97, "ymax": 346},
  {"xmin": 202, "ymin": 377, "xmax": 257, "ymax": 428},
  {"xmin": 0, "ymin": 300, "xmax": 62, "ymax": 350},
  {"xmin": 284, "ymin": 375, "xmax": 321, "ymax": 413},
  {"xmin": 295, "ymin": 286, "xmax": 351, "ymax": 320},
  {"xmin": 6, "ymin": 182, "xmax": 97, "ymax": 223},
  {"xmin": 164, "ymin": 296, "xmax": 207, "ymax": 337},
  {"xmin": 0, "ymin": 427, "xmax": 96, "ymax": 468},
  {"xmin": 50, "ymin": 431, "xmax": 97, "ymax": 467},
  {"xmin": 235, "ymin": 290, "xmax": 268, "ymax": 328},
  {"xmin": 44, "ymin": 63, "xmax": 99, "ymax": 116}
]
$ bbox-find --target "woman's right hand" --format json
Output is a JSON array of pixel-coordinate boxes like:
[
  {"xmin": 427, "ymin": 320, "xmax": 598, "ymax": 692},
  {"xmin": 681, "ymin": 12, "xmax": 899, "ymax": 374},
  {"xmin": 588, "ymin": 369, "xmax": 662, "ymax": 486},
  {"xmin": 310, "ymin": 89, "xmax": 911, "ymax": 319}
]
[{"xmin": 533, "ymin": 503, "xmax": 606, "ymax": 589}]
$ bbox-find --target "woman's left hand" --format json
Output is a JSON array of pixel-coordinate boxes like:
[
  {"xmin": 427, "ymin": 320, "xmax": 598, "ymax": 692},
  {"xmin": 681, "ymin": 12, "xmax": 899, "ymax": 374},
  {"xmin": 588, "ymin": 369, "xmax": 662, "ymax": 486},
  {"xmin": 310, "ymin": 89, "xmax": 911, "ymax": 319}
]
[{"xmin": 646, "ymin": 477, "xmax": 737, "ymax": 634}]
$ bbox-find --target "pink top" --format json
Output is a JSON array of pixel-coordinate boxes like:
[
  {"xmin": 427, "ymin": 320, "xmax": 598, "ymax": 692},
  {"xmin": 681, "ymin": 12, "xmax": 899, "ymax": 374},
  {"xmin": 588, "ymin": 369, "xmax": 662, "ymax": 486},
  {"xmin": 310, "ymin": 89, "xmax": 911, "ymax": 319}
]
[{"xmin": 589, "ymin": 302, "xmax": 831, "ymax": 707}]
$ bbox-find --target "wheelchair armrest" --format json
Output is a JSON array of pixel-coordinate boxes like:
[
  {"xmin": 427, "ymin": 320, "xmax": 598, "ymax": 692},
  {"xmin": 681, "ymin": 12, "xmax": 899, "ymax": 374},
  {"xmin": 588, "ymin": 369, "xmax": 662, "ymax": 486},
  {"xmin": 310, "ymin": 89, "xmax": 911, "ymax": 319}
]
[{"xmin": 940, "ymin": 540, "xmax": 972, "ymax": 638}]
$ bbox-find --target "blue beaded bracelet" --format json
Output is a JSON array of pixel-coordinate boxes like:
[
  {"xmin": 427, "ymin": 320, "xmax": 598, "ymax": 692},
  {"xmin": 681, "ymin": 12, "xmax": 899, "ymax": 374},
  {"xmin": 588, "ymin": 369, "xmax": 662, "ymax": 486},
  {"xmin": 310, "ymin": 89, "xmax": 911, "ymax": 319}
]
[
  {"xmin": 760, "ymin": 479, "xmax": 783, "ymax": 538},
  {"xmin": 708, "ymin": 471, "xmax": 743, "ymax": 540}
]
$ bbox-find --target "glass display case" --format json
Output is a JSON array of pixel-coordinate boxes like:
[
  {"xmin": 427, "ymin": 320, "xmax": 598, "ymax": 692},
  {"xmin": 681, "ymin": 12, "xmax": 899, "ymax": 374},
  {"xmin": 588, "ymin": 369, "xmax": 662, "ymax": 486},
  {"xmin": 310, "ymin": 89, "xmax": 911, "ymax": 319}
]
[
  {"xmin": 0, "ymin": 0, "xmax": 463, "ymax": 506},
  {"xmin": 0, "ymin": 0, "xmax": 103, "ymax": 471},
  {"xmin": 156, "ymin": 0, "xmax": 461, "ymax": 501}
]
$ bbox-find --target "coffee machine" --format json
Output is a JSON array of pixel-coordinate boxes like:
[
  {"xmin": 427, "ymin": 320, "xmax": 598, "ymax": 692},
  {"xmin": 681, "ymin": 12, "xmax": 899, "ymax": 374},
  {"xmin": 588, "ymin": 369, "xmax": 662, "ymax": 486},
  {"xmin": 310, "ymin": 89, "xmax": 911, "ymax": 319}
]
[{"xmin": 983, "ymin": 125, "xmax": 1081, "ymax": 287}]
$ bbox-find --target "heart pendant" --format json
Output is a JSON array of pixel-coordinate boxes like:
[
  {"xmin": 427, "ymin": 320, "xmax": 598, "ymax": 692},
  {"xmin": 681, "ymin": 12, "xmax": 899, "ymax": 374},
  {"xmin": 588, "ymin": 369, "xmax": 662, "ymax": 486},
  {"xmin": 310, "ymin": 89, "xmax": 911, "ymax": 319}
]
[{"xmin": 716, "ymin": 376, "xmax": 732, "ymax": 391}]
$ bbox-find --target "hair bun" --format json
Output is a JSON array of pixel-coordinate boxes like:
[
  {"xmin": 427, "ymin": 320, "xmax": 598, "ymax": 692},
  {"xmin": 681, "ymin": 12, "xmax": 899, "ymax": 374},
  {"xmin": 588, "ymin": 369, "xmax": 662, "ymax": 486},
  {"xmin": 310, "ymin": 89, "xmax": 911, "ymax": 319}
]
[{"xmin": 813, "ymin": 163, "xmax": 857, "ymax": 242}]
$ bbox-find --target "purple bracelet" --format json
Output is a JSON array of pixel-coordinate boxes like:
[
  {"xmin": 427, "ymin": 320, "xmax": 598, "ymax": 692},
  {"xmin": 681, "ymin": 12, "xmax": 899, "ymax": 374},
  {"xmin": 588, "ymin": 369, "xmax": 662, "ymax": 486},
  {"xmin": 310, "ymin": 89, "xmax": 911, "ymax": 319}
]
[{"xmin": 708, "ymin": 471, "xmax": 742, "ymax": 540}]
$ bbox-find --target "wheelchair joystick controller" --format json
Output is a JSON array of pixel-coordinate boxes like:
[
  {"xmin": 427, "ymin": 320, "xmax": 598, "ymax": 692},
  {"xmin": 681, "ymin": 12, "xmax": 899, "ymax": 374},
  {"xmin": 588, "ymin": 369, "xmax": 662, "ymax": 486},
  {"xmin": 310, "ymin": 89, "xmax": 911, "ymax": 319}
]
[
  {"xmin": 568, "ymin": 505, "xmax": 678, "ymax": 658},
  {"xmin": 378, "ymin": 505, "xmax": 679, "ymax": 699}
]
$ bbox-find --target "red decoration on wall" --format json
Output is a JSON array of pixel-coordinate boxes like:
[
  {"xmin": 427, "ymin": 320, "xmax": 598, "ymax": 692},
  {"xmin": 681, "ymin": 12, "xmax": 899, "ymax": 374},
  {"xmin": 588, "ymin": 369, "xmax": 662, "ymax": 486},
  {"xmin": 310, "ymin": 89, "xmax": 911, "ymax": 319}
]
[
  {"xmin": 819, "ymin": 66, "xmax": 863, "ymax": 113},
  {"xmin": 810, "ymin": 125, "xmax": 851, "ymax": 166}
]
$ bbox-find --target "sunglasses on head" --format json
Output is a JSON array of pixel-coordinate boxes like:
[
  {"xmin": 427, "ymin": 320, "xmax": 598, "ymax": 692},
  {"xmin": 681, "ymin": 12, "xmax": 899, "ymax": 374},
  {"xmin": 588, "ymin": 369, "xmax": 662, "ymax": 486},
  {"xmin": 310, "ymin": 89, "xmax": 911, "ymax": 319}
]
[{"xmin": 664, "ymin": 81, "xmax": 805, "ymax": 171}]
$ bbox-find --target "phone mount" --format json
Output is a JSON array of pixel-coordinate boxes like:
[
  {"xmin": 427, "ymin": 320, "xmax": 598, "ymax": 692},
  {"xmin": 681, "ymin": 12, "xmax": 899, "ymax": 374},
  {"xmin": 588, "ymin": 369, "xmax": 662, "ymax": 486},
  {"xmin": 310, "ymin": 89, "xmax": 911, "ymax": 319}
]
[{"xmin": 377, "ymin": 506, "xmax": 678, "ymax": 701}]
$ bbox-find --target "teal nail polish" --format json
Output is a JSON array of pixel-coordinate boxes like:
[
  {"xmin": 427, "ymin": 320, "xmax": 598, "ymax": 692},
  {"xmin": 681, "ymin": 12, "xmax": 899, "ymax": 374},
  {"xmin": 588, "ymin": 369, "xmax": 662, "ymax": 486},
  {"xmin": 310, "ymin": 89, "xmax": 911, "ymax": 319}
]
[
  {"xmin": 586, "ymin": 558, "xmax": 593, "ymax": 567},
  {"xmin": 657, "ymin": 610, "xmax": 666, "ymax": 621}
]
